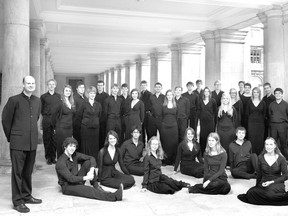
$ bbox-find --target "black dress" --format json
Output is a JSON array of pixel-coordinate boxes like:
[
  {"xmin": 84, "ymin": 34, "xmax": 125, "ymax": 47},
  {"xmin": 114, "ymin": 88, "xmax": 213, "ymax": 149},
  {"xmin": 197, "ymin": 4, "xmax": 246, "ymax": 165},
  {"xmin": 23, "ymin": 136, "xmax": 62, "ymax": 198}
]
[
  {"xmin": 189, "ymin": 152, "xmax": 231, "ymax": 195},
  {"xmin": 240, "ymin": 95, "xmax": 251, "ymax": 128},
  {"xmin": 160, "ymin": 106, "xmax": 178, "ymax": 165},
  {"xmin": 98, "ymin": 147, "xmax": 135, "ymax": 189},
  {"xmin": 238, "ymin": 154, "xmax": 288, "ymax": 205},
  {"xmin": 52, "ymin": 102, "xmax": 74, "ymax": 158},
  {"xmin": 198, "ymin": 99, "xmax": 217, "ymax": 155},
  {"xmin": 174, "ymin": 141, "xmax": 204, "ymax": 178},
  {"xmin": 245, "ymin": 100, "xmax": 266, "ymax": 155},
  {"xmin": 76, "ymin": 100, "xmax": 102, "ymax": 160},
  {"xmin": 126, "ymin": 100, "xmax": 145, "ymax": 139},
  {"xmin": 232, "ymin": 100, "xmax": 243, "ymax": 128},
  {"xmin": 142, "ymin": 154, "xmax": 188, "ymax": 194}
]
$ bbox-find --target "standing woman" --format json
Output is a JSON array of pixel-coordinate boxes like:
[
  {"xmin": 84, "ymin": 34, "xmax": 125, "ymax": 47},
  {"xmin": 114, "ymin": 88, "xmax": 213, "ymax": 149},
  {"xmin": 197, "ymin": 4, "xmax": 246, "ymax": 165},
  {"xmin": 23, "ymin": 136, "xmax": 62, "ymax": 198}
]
[
  {"xmin": 98, "ymin": 130, "xmax": 135, "ymax": 189},
  {"xmin": 245, "ymin": 87, "xmax": 266, "ymax": 155},
  {"xmin": 126, "ymin": 89, "xmax": 145, "ymax": 139},
  {"xmin": 216, "ymin": 93, "xmax": 237, "ymax": 156},
  {"xmin": 189, "ymin": 132, "xmax": 230, "ymax": 195},
  {"xmin": 160, "ymin": 90, "xmax": 178, "ymax": 165},
  {"xmin": 173, "ymin": 128, "xmax": 204, "ymax": 178},
  {"xmin": 238, "ymin": 137, "xmax": 288, "ymax": 205},
  {"xmin": 230, "ymin": 88, "xmax": 243, "ymax": 128},
  {"xmin": 76, "ymin": 86, "xmax": 101, "ymax": 159},
  {"xmin": 52, "ymin": 84, "xmax": 75, "ymax": 158},
  {"xmin": 198, "ymin": 87, "xmax": 217, "ymax": 155}
]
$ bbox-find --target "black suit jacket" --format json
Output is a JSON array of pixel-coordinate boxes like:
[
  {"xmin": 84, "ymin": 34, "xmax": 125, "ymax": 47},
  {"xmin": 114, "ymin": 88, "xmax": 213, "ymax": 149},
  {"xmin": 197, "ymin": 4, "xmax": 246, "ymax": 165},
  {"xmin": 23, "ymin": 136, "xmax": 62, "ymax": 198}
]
[{"xmin": 2, "ymin": 92, "xmax": 41, "ymax": 151}]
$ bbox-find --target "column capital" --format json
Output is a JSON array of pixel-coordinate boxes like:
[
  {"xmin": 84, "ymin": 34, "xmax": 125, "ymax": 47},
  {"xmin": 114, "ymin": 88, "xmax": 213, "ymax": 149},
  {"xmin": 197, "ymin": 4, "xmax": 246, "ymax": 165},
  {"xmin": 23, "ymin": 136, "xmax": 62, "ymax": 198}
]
[
  {"xmin": 200, "ymin": 30, "xmax": 215, "ymax": 42},
  {"xmin": 257, "ymin": 12, "xmax": 267, "ymax": 26},
  {"xmin": 283, "ymin": 3, "xmax": 288, "ymax": 24},
  {"xmin": 169, "ymin": 43, "xmax": 181, "ymax": 52},
  {"xmin": 214, "ymin": 29, "xmax": 248, "ymax": 44},
  {"xmin": 124, "ymin": 61, "xmax": 131, "ymax": 67},
  {"xmin": 110, "ymin": 67, "xmax": 115, "ymax": 72},
  {"xmin": 116, "ymin": 64, "xmax": 123, "ymax": 70},
  {"xmin": 182, "ymin": 44, "xmax": 204, "ymax": 55},
  {"xmin": 135, "ymin": 56, "xmax": 143, "ymax": 64}
]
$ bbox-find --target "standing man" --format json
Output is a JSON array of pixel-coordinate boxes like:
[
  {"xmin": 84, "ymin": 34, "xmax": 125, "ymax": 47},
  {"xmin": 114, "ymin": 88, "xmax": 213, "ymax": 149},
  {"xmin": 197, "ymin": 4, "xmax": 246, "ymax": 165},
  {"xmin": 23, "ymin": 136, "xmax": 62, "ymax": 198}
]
[
  {"xmin": 95, "ymin": 80, "xmax": 109, "ymax": 149},
  {"xmin": 211, "ymin": 80, "xmax": 224, "ymax": 107},
  {"xmin": 193, "ymin": 79, "xmax": 204, "ymax": 99},
  {"xmin": 183, "ymin": 81, "xmax": 199, "ymax": 132},
  {"xmin": 269, "ymin": 88, "xmax": 288, "ymax": 159},
  {"xmin": 146, "ymin": 82, "xmax": 165, "ymax": 140},
  {"xmin": 119, "ymin": 83, "xmax": 131, "ymax": 142},
  {"xmin": 139, "ymin": 80, "xmax": 152, "ymax": 144},
  {"xmin": 40, "ymin": 79, "xmax": 61, "ymax": 165},
  {"xmin": 73, "ymin": 81, "xmax": 86, "ymax": 150},
  {"xmin": 175, "ymin": 86, "xmax": 190, "ymax": 142},
  {"xmin": 262, "ymin": 82, "xmax": 276, "ymax": 138},
  {"xmin": 2, "ymin": 76, "xmax": 42, "ymax": 213},
  {"xmin": 238, "ymin": 81, "xmax": 245, "ymax": 100}
]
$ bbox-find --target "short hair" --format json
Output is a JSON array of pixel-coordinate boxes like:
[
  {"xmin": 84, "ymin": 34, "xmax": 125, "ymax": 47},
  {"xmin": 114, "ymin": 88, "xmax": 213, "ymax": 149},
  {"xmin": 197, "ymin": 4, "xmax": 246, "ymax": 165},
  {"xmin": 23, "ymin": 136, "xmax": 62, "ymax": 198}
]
[
  {"xmin": 238, "ymin": 81, "xmax": 245, "ymax": 85},
  {"xmin": 196, "ymin": 79, "xmax": 202, "ymax": 85},
  {"xmin": 47, "ymin": 79, "xmax": 57, "ymax": 86},
  {"xmin": 62, "ymin": 137, "xmax": 78, "ymax": 150},
  {"xmin": 86, "ymin": 86, "xmax": 97, "ymax": 94},
  {"xmin": 236, "ymin": 127, "xmax": 246, "ymax": 134},
  {"xmin": 174, "ymin": 86, "xmax": 183, "ymax": 91},
  {"xmin": 111, "ymin": 84, "xmax": 119, "ymax": 89},
  {"xmin": 97, "ymin": 80, "xmax": 105, "ymax": 85},
  {"xmin": 121, "ymin": 83, "xmax": 128, "ymax": 88},
  {"xmin": 263, "ymin": 82, "xmax": 271, "ymax": 88},
  {"xmin": 274, "ymin": 88, "xmax": 283, "ymax": 94},
  {"xmin": 130, "ymin": 125, "xmax": 142, "ymax": 134},
  {"xmin": 140, "ymin": 80, "xmax": 147, "ymax": 85},
  {"xmin": 214, "ymin": 80, "xmax": 221, "ymax": 85},
  {"xmin": 76, "ymin": 81, "xmax": 85, "ymax": 88},
  {"xmin": 244, "ymin": 83, "xmax": 251, "ymax": 88},
  {"xmin": 186, "ymin": 81, "xmax": 194, "ymax": 87},
  {"xmin": 154, "ymin": 82, "xmax": 162, "ymax": 87}
]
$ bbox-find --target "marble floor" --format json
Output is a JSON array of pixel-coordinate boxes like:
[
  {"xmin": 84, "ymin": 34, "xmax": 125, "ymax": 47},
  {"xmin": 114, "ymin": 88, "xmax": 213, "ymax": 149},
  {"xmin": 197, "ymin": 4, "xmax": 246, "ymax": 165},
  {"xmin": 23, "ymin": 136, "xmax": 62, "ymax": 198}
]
[{"xmin": 0, "ymin": 145, "xmax": 288, "ymax": 216}]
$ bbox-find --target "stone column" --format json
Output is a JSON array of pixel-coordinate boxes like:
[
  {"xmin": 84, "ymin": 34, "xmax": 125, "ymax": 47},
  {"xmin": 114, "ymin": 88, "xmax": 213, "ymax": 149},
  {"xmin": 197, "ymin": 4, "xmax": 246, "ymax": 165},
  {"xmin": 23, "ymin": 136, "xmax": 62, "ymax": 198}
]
[
  {"xmin": 45, "ymin": 48, "xmax": 50, "ymax": 89},
  {"xmin": 170, "ymin": 44, "xmax": 182, "ymax": 89},
  {"xmin": 40, "ymin": 38, "xmax": 47, "ymax": 94},
  {"xmin": 284, "ymin": 4, "xmax": 288, "ymax": 99},
  {"xmin": 1, "ymin": 0, "xmax": 30, "ymax": 170},
  {"xmin": 110, "ymin": 68, "xmax": 115, "ymax": 86},
  {"xmin": 135, "ymin": 58, "xmax": 142, "ymax": 89},
  {"xmin": 105, "ymin": 70, "xmax": 110, "ymax": 93},
  {"xmin": 149, "ymin": 51, "xmax": 158, "ymax": 91},
  {"xmin": 258, "ymin": 6, "xmax": 285, "ymax": 91},
  {"xmin": 201, "ymin": 29, "xmax": 248, "ymax": 91},
  {"xmin": 124, "ymin": 62, "xmax": 130, "ymax": 87},
  {"xmin": 30, "ymin": 19, "xmax": 43, "ymax": 97},
  {"xmin": 116, "ymin": 65, "xmax": 122, "ymax": 86}
]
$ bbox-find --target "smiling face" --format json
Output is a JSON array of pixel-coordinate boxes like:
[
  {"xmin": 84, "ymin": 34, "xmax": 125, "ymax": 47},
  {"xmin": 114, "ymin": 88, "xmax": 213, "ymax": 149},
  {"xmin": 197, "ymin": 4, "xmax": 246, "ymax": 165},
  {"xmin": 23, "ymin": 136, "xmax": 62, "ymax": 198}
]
[
  {"xmin": 229, "ymin": 89, "xmax": 237, "ymax": 99},
  {"xmin": 265, "ymin": 138, "xmax": 276, "ymax": 154},
  {"xmin": 150, "ymin": 139, "xmax": 159, "ymax": 152},
  {"xmin": 208, "ymin": 136, "xmax": 217, "ymax": 149},
  {"xmin": 64, "ymin": 87, "xmax": 72, "ymax": 97},
  {"xmin": 47, "ymin": 80, "xmax": 56, "ymax": 92},
  {"xmin": 23, "ymin": 76, "xmax": 36, "ymax": 94},
  {"xmin": 140, "ymin": 83, "xmax": 147, "ymax": 92},
  {"xmin": 264, "ymin": 85, "xmax": 271, "ymax": 95},
  {"xmin": 252, "ymin": 89, "xmax": 260, "ymax": 99},
  {"xmin": 77, "ymin": 84, "xmax": 85, "ymax": 95},
  {"xmin": 108, "ymin": 134, "xmax": 117, "ymax": 146},
  {"xmin": 222, "ymin": 94, "xmax": 230, "ymax": 105},
  {"xmin": 111, "ymin": 86, "xmax": 119, "ymax": 95},
  {"xmin": 275, "ymin": 91, "xmax": 283, "ymax": 101},
  {"xmin": 88, "ymin": 91, "xmax": 96, "ymax": 100},
  {"xmin": 154, "ymin": 84, "xmax": 162, "ymax": 94},
  {"xmin": 131, "ymin": 129, "xmax": 140, "ymax": 140},
  {"xmin": 186, "ymin": 129, "xmax": 194, "ymax": 142},
  {"xmin": 131, "ymin": 90, "xmax": 138, "ymax": 100},
  {"xmin": 236, "ymin": 130, "xmax": 246, "ymax": 140},
  {"xmin": 64, "ymin": 143, "xmax": 77, "ymax": 157},
  {"xmin": 97, "ymin": 82, "xmax": 104, "ymax": 92},
  {"xmin": 174, "ymin": 87, "xmax": 182, "ymax": 97},
  {"xmin": 122, "ymin": 87, "xmax": 129, "ymax": 95},
  {"xmin": 166, "ymin": 91, "xmax": 173, "ymax": 101},
  {"xmin": 204, "ymin": 88, "xmax": 210, "ymax": 98},
  {"xmin": 244, "ymin": 85, "xmax": 251, "ymax": 94}
]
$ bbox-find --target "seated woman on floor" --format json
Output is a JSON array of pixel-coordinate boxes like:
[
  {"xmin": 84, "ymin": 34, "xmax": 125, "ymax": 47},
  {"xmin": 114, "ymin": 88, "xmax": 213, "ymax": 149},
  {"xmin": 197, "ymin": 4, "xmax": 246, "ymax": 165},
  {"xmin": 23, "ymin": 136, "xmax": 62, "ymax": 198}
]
[
  {"xmin": 120, "ymin": 125, "xmax": 145, "ymax": 176},
  {"xmin": 173, "ymin": 127, "xmax": 204, "ymax": 178},
  {"xmin": 188, "ymin": 132, "xmax": 231, "ymax": 195},
  {"xmin": 141, "ymin": 136, "xmax": 190, "ymax": 194},
  {"xmin": 238, "ymin": 137, "xmax": 288, "ymax": 205},
  {"xmin": 98, "ymin": 130, "xmax": 135, "ymax": 189}
]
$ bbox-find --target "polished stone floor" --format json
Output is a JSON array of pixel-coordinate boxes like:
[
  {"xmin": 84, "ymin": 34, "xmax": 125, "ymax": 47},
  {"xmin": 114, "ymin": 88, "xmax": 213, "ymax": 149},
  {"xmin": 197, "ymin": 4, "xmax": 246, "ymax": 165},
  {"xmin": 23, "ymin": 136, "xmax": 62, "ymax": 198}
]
[{"xmin": 0, "ymin": 144, "xmax": 288, "ymax": 216}]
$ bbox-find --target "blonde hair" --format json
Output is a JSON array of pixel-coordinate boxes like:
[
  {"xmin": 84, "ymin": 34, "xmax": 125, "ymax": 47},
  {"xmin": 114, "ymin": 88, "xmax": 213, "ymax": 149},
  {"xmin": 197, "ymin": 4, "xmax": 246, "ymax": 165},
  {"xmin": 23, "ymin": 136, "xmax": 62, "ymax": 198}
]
[
  {"xmin": 229, "ymin": 88, "xmax": 239, "ymax": 102},
  {"xmin": 218, "ymin": 93, "xmax": 233, "ymax": 117},
  {"xmin": 205, "ymin": 132, "xmax": 226, "ymax": 156},
  {"xmin": 163, "ymin": 89, "xmax": 177, "ymax": 108},
  {"xmin": 144, "ymin": 136, "xmax": 165, "ymax": 160},
  {"xmin": 61, "ymin": 84, "xmax": 75, "ymax": 108},
  {"xmin": 251, "ymin": 87, "xmax": 261, "ymax": 100}
]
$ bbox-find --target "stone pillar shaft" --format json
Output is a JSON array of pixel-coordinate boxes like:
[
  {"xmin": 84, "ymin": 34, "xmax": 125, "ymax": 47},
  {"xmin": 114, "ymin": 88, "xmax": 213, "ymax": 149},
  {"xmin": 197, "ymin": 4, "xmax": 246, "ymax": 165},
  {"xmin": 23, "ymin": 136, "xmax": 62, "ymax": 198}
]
[
  {"xmin": 150, "ymin": 52, "xmax": 158, "ymax": 91},
  {"xmin": 170, "ymin": 44, "xmax": 182, "ymax": 89},
  {"xmin": 116, "ymin": 66, "xmax": 122, "ymax": 87},
  {"xmin": 124, "ymin": 63, "xmax": 130, "ymax": 87},
  {"xmin": 110, "ymin": 68, "xmax": 115, "ymax": 86},
  {"xmin": 135, "ymin": 59, "xmax": 142, "ymax": 89},
  {"xmin": 105, "ymin": 71, "xmax": 109, "ymax": 94},
  {"xmin": 40, "ymin": 38, "xmax": 47, "ymax": 94}
]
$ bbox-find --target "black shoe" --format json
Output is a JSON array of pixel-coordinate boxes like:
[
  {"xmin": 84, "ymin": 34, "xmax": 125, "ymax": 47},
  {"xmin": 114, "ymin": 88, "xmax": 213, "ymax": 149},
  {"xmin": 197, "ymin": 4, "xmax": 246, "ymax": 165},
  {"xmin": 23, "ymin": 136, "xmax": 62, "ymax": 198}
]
[
  {"xmin": 181, "ymin": 182, "xmax": 191, "ymax": 188},
  {"xmin": 13, "ymin": 204, "xmax": 30, "ymax": 213},
  {"xmin": 24, "ymin": 197, "xmax": 42, "ymax": 204},
  {"xmin": 95, "ymin": 186, "xmax": 106, "ymax": 193},
  {"xmin": 46, "ymin": 159, "xmax": 52, "ymax": 165},
  {"xmin": 115, "ymin": 184, "xmax": 123, "ymax": 201},
  {"xmin": 51, "ymin": 159, "xmax": 57, "ymax": 164}
]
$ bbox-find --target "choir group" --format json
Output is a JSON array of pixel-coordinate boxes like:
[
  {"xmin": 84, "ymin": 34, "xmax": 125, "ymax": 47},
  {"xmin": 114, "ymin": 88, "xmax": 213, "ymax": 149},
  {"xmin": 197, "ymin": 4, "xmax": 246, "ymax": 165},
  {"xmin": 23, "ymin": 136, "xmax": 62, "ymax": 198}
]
[{"xmin": 4, "ymin": 76, "xmax": 288, "ymax": 213}]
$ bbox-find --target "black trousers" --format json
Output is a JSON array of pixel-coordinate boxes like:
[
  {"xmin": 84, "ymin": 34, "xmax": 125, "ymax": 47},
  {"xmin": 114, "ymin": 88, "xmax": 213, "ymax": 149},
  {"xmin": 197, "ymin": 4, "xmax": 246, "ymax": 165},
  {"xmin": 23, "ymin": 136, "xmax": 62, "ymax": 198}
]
[
  {"xmin": 61, "ymin": 160, "xmax": 117, "ymax": 201},
  {"xmin": 99, "ymin": 119, "xmax": 107, "ymax": 149},
  {"xmin": 10, "ymin": 149, "xmax": 36, "ymax": 206},
  {"xmin": 141, "ymin": 113, "xmax": 149, "ymax": 144},
  {"xmin": 147, "ymin": 115, "xmax": 162, "ymax": 141},
  {"xmin": 270, "ymin": 122, "xmax": 288, "ymax": 159},
  {"xmin": 231, "ymin": 154, "xmax": 257, "ymax": 179},
  {"xmin": 147, "ymin": 174, "xmax": 185, "ymax": 194},
  {"xmin": 127, "ymin": 162, "xmax": 144, "ymax": 176},
  {"xmin": 42, "ymin": 116, "xmax": 56, "ymax": 161},
  {"xmin": 106, "ymin": 117, "xmax": 121, "ymax": 143},
  {"xmin": 189, "ymin": 110, "xmax": 197, "ymax": 133},
  {"xmin": 73, "ymin": 120, "xmax": 81, "ymax": 150},
  {"xmin": 189, "ymin": 179, "xmax": 231, "ymax": 195},
  {"xmin": 177, "ymin": 118, "xmax": 188, "ymax": 142},
  {"xmin": 121, "ymin": 115, "xmax": 129, "ymax": 143}
]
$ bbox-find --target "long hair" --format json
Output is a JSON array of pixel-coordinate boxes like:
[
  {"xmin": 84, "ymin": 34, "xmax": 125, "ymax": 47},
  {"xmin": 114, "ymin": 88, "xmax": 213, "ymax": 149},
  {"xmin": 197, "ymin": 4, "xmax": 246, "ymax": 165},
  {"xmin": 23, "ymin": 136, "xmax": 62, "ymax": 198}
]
[
  {"xmin": 130, "ymin": 88, "xmax": 139, "ymax": 99},
  {"xmin": 205, "ymin": 132, "xmax": 226, "ymax": 156},
  {"xmin": 184, "ymin": 127, "xmax": 198, "ymax": 151},
  {"xmin": 229, "ymin": 88, "xmax": 239, "ymax": 102},
  {"xmin": 260, "ymin": 137, "xmax": 283, "ymax": 158},
  {"xmin": 104, "ymin": 130, "xmax": 119, "ymax": 147},
  {"xmin": 218, "ymin": 93, "xmax": 233, "ymax": 117},
  {"xmin": 144, "ymin": 136, "xmax": 165, "ymax": 160},
  {"xmin": 163, "ymin": 89, "xmax": 177, "ymax": 108},
  {"xmin": 61, "ymin": 84, "xmax": 75, "ymax": 108},
  {"xmin": 251, "ymin": 87, "xmax": 262, "ymax": 100},
  {"xmin": 202, "ymin": 86, "xmax": 211, "ymax": 101}
]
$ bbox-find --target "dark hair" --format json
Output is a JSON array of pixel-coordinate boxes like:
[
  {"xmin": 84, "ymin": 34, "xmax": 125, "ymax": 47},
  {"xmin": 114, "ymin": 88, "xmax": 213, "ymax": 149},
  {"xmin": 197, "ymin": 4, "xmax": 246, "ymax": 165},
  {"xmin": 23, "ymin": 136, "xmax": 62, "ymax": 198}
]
[
  {"xmin": 130, "ymin": 88, "xmax": 139, "ymax": 98},
  {"xmin": 130, "ymin": 125, "xmax": 142, "ymax": 134},
  {"xmin": 121, "ymin": 83, "xmax": 128, "ymax": 88},
  {"xmin": 244, "ymin": 83, "xmax": 251, "ymax": 88},
  {"xmin": 263, "ymin": 82, "xmax": 271, "ymax": 88},
  {"xmin": 140, "ymin": 80, "xmax": 147, "ymax": 85},
  {"xmin": 174, "ymin": 86, "xmax": 183, "ymax": 91},
  {"xmin": 97, "ymin": 80, "xmax": 104, "ymax": 85},
  {"xmin": 238, "ymin": 81, "xmax": 245, "ymax": 85},
  {"xmin": 236, "ymin": 126, "xmax": 246, "ymax": 134},
  {"xmin": 274, "ymin": 88, "xmax": 283, "ymax": 94},
  {"xmin": 76, "ymin": 81, "xmax": 85, "ymax": 88},
  {"xmin": 104, "ymin": 130, "xmax": 119, "ymax": 147},
  {"xmin": 186, "ymin": 81, "xmax": 194, "ymax": 87},
  {"xmin": 62, "ymin": 137, "xmax": 78, "ymax": 150},
  {"xmin": 196, "ymin": 80, "xmax": 202, "ymax": 85},
  {"xmin": 184, "ymin": 127, "xmax": 198, "ymax": 151},
  {"xmin": 154, "ymin": 82, "xmax": 162, "ymax": 87},
  {"xmin": 111, "ymin": 84, "xmax": 119, "ymax": 89},
  {"xmin": 202, "ymin": 86, "xmax": 211, "ymax": 100}
]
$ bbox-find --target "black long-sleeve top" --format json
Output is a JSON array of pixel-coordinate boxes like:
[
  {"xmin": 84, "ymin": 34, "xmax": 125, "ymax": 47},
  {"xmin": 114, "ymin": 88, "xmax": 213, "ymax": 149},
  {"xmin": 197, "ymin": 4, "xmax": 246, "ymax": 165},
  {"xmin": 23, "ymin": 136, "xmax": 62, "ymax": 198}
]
[
  {"xmin": 120, "ymin": 138, "xmax": 144, "ymax": 167},
  {"xmin": 245, "ymin": 100, "xmax": 266, "ymax": 124},
  {"xmin": 229, "ymin": 140, "xmax": 253, "ymax": 169},
  {"xmin": 193, "ymin": 89, "xmax": 204, "ymax": 99},
  {"xmin": 95, "ymin": 91, "xmax": 109, "ymax": 122},
  {"xmin": 76, "ymin": 100, "xmax": 102, "ymax": 128},
  {"xmin": 174, "ymin": 141, "xmax": 203, "ymax": 171},
  {"xmin": 256, "ymin": 154, "xmax": 288, "ymax": 186},
  {"xmin": 55, "ymin": 152, "xmax": 96, "ymax": 186},
  {"xmin": 211, "ymin": 90, "xmax": 224, "ymax": 107},
  {"xmin": 175, "ymin": 96, "xmax": 190, "ymax": 119},
  {"xmin": 263, "ymin": 94, "xmax": 275, "ymax": 113},
  {"xmin": 148, "ymin": 94, "xmax": 165, "ymax": 118},
  {"xmin": 40, "ymin": 91, "xmax": 61, "ymax": 116},
  {"xmin": 142, "ymin": 154, "xmax": 162, "ymax": 188},
  {"xmin": 203, "ymin": 152, "xmax": 228, "ymax": 182},
  {"xmin": 182, "ymin": 91, "xmax": 199, "ymax": 112},
  {"xmin": 103, "ymin": 95, "xmax": 122, "ymax": 119},
  {"xmin": 120, "ymin": 94, "xmax": 132, "ymax": 117},
  {"xmin": 269, "ymin": 100, "xmax": 288, "ymax": 123},
  {"xmin": 74, "ymin": 93, "xmax": 87, "ymax": 112},
  {"xmin": 52, "ymin": 102, "xmax": 75, "ymax": 129},
  {"xmin": 140, "ymin": 90, "xmax": 152, "ymax": 112},
  {"xmin": 198, "ymin": 98, "xmax": 217, "ymax": 126}
]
